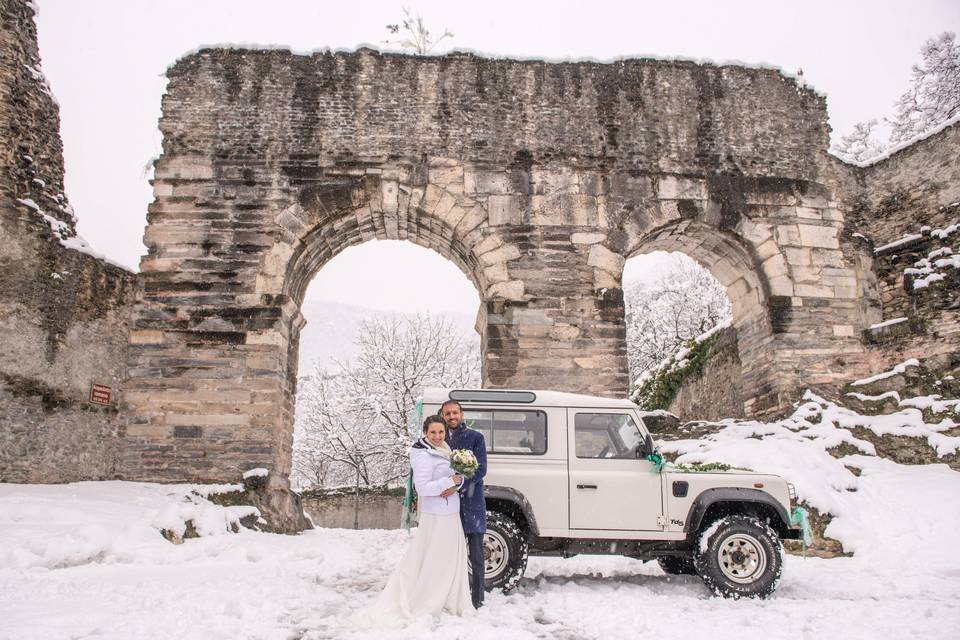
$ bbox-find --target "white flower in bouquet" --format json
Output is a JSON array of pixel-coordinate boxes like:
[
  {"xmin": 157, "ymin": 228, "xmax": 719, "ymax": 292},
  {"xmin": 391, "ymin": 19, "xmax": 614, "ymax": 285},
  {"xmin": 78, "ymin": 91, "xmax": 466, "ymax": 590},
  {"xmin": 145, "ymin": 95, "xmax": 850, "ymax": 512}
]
[{"xmin": 450, "ymin": 449, "xmax": 479, "ymax": 478}]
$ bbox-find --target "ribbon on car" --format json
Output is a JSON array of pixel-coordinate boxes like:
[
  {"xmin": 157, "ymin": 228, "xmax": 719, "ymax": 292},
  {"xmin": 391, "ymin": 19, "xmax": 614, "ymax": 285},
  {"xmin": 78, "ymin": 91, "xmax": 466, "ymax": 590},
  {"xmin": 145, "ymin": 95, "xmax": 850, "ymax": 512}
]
[
  {"xmin": 646, "ymin": 452, "xmax": 673, "ymax": 473},
  {"xmin": 400, "ymin": 400, "xmax": 426, "ymax": 532},
  {"xmin": 790, "ymin": 506, "xmax": 814, "ymax": 557}
]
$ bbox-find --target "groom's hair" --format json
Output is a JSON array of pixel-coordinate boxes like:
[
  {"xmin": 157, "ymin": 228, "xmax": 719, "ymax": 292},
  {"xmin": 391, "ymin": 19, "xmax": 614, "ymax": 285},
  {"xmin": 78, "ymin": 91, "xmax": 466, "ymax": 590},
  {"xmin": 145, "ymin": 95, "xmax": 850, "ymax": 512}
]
[
  {"xmin": 439, "ymin": 400, "xmax": 462, "ymax": 414},
  {"xmin": 422, "ymin": 414, "xmax": 445, "ymax": 433}
]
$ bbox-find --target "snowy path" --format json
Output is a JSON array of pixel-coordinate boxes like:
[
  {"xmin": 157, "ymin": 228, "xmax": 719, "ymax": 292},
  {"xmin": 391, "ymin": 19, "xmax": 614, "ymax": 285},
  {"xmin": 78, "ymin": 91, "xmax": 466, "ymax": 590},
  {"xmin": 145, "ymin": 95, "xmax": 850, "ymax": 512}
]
[{"xmin": 2, "ymin": 482, "xmax": 959, "ymax": 640}]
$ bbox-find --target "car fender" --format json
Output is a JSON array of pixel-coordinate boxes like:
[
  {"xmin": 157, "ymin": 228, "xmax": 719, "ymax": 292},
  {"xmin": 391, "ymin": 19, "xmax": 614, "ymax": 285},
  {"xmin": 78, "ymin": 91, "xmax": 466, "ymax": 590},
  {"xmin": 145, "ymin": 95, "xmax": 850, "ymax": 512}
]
[
  {"xmin": 684, "ymin": 487, "xmax": 791, "ymax": 534},
  {"xmin": 484, "ymin": 485, "xmax": 540, "ymax": 536}
]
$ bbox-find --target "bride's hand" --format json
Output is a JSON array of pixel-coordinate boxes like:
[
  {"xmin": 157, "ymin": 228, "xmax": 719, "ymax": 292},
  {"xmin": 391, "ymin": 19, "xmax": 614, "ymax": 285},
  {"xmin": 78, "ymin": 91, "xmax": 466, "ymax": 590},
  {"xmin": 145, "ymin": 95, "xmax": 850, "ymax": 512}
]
[
  {"xmin": 452, "ymin": 474, "xmax": 463, "ymax": 486},
  {"xmin": 440, "ymin": 485, "xmax": 457, "ymax": 498}
]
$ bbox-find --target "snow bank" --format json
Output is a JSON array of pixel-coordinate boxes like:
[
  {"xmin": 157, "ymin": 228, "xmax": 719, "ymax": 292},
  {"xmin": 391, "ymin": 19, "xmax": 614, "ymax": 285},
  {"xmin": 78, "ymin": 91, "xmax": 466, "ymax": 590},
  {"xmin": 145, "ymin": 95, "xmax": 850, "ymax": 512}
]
[
  {"xmin": 0, "ymin": 481, "xmax": 256, "ymax": 571},
  {"xmin": 659, "ymin": 391, "xmax": 960, "ymax": 559},
  {"xmin": 2, "ymin": 429, "xmax": 960, "ymax": 638}
]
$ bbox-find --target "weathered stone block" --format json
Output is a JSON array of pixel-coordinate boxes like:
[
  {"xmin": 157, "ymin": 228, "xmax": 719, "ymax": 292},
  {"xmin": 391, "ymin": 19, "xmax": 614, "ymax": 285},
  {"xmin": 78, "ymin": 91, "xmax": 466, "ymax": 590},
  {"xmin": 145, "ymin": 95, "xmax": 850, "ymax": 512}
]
[
  {"xmin": 571, "ymin": 232, "xmax": 606, "ymax": 245},
  {"xmin": 464, "ymin": 168, "xmax": 510, "ymax": 195},
  {"xmin": 587, "ymin": 245, "xmax": 625, "ymax": 275},
  {"xmin": 488, "ymin": 195, "xmax": 522, "ymax": 226},
  {"xmin": 798, "ymin": 224, "xmax": 840, "ymax": 249},
  {"xmin": 487, "ymin": 280, "xmax": 525, "ymax": 301}
]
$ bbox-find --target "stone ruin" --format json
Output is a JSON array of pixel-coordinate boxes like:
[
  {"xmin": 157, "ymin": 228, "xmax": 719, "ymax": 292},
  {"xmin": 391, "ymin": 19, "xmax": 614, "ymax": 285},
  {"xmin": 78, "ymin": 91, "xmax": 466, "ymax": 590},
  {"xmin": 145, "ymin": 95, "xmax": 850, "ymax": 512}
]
[{"xmin": 2, "ymin": 0, "xmax": 959, "ymax": 487}]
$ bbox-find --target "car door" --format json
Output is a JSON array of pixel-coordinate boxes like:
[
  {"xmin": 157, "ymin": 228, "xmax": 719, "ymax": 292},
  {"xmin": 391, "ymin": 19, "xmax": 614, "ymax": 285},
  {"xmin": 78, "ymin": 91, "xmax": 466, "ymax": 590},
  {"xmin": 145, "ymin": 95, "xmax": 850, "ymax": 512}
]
[{"xmin": 567, "ymin": 408, "xmax": 663, "ymax": 531}]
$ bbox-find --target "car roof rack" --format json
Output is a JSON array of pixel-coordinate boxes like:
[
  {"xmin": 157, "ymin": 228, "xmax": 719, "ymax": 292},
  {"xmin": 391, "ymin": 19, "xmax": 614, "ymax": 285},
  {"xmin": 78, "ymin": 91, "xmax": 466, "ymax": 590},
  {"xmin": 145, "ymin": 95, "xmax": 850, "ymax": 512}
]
[{"xmin": 449, "ymin": 389, "xmax": 537, "ymax": 403}]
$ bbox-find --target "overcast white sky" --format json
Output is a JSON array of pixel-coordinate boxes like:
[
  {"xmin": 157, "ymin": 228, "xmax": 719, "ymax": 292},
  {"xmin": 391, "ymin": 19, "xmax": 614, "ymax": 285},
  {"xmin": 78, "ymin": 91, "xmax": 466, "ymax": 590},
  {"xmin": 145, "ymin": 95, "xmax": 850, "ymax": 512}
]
[{"xmin": 33, "ymin": 0, "xmax": 960, "ymax": 313}]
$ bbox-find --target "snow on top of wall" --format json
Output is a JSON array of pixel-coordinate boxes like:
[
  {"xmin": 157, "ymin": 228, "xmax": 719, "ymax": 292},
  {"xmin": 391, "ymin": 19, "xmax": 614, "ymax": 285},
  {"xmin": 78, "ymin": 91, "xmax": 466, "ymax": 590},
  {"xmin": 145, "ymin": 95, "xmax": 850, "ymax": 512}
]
[
  {"xmin": 830, "ymin": 113, "xmax": 960, "ymax": 168},
  {"xmin": 631, "ymin": 318, "xmax": 733, "ymax": 394},
  {"xmin": 850, "ymin": 359, "xmax": 920, "ymax": 387},
  {"xmin": 868, "ymin": 317, "xmax": 907, "ymax": 330},
  {"xmin": 169, "ymin": 45, "xmax": 824, "ymax": 97},
  {"xmin": 874, "ymin": 233, "xmax": 923, "ymax": 253},
  {"xmin": 913, "ymin": 272, "xmax": 946, "ymax": 289},
  {"xmin": 16, "ymin": 198, "xmax": 133, "ymax": 272},
  {"xmin": 22, "ymin": 63, "xmax": 58, "ymax": 107},
  {"xmin": 931, "ymin": 222, "xmax": 960, "ymax": 240},
  {"xmin": 242, "ymin": 468, "xmax": 269, "ymax": 480}
]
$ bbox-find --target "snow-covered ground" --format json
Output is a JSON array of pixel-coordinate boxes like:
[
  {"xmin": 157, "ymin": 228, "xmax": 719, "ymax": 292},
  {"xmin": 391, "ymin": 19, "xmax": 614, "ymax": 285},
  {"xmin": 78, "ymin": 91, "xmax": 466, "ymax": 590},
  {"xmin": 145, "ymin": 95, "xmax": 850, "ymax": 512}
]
[{"xmin": 2, "ymin": 460, "xmax": 959, "ymax": 640}]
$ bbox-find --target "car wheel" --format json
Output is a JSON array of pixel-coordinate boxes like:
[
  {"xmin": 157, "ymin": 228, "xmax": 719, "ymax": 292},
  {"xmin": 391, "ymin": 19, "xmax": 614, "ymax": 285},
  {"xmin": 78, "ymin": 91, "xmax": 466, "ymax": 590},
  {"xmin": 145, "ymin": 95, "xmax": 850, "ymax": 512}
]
[
  {"xmin": 694, "ymin": 515, "xmax": 783, "ymax": 599},
  {"xmin": 657, "ymin": 555, "xmax": 697, "ymax": 575},
  {"xmin": 482, "ymin": 511, "xmax": 529, "ymax": 592}
]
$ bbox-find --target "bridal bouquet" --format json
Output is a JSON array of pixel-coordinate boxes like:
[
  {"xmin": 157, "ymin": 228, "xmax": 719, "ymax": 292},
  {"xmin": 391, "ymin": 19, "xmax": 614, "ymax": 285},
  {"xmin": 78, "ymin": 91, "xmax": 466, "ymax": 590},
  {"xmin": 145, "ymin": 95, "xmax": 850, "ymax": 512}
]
[{"xmin": 450, "ymin": 449, "xmax": 480, "ymax": 478}]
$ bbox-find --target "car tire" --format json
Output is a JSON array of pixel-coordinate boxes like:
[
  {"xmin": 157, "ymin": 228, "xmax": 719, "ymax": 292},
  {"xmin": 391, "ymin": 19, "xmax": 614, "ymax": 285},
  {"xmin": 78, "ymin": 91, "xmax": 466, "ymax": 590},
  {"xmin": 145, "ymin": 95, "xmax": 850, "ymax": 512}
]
[
  {"xmin": 657, "ymin": 555, "xmax": 697, "ymax": 575},
  {"xmin": 482, "ymin": 511, "xmax": 529, "ymax": 592},
  {"xmin": 693, "ymin": 515, "xmax": 783, "ymax": 599}
]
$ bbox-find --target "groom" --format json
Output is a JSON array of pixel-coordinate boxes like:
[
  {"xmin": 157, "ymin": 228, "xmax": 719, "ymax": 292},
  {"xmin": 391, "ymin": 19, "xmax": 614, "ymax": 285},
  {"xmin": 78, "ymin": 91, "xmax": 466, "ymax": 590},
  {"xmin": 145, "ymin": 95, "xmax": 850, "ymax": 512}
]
[{"xmin": 441, "ymin": 399, "xmax": 487, "ymax": 609}]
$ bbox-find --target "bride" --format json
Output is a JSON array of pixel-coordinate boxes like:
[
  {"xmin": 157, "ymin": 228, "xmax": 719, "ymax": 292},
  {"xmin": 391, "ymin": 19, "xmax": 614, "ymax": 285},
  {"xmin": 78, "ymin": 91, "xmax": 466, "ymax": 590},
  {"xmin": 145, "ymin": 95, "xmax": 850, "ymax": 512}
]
[{"xmin": 350, "ymin": 415, "xmax": 474, "ymax": 626}]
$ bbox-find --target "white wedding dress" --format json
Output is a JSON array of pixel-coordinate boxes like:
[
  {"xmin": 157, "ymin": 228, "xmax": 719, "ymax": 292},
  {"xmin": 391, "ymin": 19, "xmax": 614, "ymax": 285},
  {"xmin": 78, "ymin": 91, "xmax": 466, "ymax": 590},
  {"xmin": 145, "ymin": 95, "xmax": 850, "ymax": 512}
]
[{"xmin": 346, "ymin": 441, "xmax": 473, "ymax": 629}]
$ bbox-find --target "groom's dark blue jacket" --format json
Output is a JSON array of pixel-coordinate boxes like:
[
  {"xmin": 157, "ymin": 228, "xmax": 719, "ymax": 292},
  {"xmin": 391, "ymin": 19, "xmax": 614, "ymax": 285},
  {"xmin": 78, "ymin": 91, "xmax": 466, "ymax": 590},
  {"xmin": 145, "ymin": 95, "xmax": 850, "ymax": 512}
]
[{"xmin": 448, "ymin": 423, "xmax": 487, "ymax": 534}]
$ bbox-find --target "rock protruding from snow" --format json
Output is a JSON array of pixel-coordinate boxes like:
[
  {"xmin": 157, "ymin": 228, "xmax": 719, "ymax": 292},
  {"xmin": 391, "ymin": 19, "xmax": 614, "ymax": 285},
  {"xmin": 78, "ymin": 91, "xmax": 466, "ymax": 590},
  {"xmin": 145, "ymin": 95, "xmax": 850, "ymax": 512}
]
[{"xmin": 205, "ymin": 471, "xmax": 313, "ymax": 535}]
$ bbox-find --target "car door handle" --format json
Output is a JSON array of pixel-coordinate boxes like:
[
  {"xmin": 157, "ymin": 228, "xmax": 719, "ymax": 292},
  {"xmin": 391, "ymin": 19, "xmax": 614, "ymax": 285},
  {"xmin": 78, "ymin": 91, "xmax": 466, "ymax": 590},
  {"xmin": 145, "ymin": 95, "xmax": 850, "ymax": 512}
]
[{"xmin": 576, "ymin": 484, "xmax": 598, "ymax": 489}]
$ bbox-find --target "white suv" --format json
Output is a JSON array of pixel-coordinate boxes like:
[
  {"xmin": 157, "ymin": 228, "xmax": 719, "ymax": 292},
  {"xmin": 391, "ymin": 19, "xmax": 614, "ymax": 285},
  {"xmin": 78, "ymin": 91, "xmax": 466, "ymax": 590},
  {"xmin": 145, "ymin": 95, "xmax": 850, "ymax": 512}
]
[{"xmin": 423, "ymin": 388, "xmax": 802, "ymax": 599}]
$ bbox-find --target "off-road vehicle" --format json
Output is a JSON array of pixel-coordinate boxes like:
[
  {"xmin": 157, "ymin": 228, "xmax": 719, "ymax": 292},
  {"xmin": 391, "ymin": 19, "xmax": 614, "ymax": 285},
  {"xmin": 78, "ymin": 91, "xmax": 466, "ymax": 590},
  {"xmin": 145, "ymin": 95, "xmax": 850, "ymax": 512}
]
[{"xmin": 424, "ymin": 388, "xmax": 802, "ymax": 599}]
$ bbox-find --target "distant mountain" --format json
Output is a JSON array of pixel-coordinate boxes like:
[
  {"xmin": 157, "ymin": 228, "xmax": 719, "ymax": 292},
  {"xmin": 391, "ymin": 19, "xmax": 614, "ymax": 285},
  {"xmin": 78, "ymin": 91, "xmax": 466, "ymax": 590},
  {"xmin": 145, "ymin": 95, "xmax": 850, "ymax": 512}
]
[{"xmin": 296, "ymin": 300, "xmax": 478, "ymax": 375}]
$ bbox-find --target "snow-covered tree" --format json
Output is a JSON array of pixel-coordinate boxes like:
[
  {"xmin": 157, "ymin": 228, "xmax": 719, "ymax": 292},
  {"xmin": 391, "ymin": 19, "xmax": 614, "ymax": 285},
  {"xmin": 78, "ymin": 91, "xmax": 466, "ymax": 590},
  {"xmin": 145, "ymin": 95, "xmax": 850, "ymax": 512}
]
[
  {"xmin": 624, "ymin": 256, "xmax": 731, "ymax": 387},
  {"xmin": 832, "ymin": 119, "xmax": 886, "ymax": 164},
  {"xmin": 888, "ymin": 32, "xmax": 960, "ymax": 145},
  {"xmin": 833, "ymin": 31, "xmax": 959, "ymax": 162},
  {"xmin": 292, "ymin": 314, "xmax": 480, "ymax": 490}
]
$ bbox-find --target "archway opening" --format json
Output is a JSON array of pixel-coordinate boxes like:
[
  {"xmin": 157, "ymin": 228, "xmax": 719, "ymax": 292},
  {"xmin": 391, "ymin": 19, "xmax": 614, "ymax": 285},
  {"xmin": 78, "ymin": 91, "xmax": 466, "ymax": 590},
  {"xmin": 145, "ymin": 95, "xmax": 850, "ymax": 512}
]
[
  {"xmin": 290, "ymin": 239, "xmax": 482, "ymax": 491},
  {"xmin": 624, "ymin": 222, "xmax": 777, "ymax": 420}
]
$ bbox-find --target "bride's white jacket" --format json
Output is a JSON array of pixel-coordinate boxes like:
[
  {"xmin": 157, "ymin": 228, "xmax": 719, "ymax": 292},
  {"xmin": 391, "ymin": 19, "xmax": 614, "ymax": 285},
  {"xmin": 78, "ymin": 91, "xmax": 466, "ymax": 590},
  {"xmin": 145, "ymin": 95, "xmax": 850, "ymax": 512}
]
[{"xmin": 410, "ymin": 443, "xmax": 460, "ymax": 516}]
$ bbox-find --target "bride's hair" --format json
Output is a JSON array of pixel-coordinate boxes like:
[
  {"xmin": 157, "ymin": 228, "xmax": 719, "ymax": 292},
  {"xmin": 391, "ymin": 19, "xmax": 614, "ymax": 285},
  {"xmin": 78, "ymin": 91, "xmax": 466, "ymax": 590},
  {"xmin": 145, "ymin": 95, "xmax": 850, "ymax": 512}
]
[{"xmin": 422, "ymin": 414, "xmax": 445, "ymax": 433}]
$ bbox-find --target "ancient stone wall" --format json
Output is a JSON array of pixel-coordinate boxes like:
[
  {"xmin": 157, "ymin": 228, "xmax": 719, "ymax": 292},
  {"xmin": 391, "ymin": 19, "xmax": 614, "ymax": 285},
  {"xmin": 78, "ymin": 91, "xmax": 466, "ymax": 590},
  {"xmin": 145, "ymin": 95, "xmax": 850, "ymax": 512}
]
[
  {"xmin": 854, "ymin": 123, "xmax": 960, "ymax": 240},
  {"xmin": 833, "ymin": 124, "xmax": 960, "ymax": 385},
  {"xmin": 668, "ymin": 326, "xmax": 745, "ymax": 422},
  {"xmin": 123, "ymin": 47, "xmax": 876, "ymax": 482},
  {"xmin": 0, "ymin": 0, "xmax": 138, "ymax": 483}
]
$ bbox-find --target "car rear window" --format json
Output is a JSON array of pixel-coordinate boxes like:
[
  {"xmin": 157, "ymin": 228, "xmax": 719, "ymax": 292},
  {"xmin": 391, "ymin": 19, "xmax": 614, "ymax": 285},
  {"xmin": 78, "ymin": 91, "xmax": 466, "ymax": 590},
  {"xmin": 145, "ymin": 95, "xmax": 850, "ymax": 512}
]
[{"xmin": 463, "ymin": 409, "xmax": 547, "ymax": 455}]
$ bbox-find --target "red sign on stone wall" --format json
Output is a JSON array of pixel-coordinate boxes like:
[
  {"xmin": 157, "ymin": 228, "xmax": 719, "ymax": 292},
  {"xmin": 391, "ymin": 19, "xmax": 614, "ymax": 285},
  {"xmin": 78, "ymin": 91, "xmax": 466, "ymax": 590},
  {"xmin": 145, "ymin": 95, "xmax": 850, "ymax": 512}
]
[{"xmin": 90, "ymin": 383, "xmax": 112, "ymax": 406}]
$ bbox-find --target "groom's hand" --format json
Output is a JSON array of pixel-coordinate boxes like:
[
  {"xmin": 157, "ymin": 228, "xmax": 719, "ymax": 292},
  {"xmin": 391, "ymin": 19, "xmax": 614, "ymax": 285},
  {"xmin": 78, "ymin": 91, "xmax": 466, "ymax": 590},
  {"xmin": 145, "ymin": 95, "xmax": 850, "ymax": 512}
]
[{"xmin": 440, "ymin": 485, "xmax": 458, "ymax": 498}]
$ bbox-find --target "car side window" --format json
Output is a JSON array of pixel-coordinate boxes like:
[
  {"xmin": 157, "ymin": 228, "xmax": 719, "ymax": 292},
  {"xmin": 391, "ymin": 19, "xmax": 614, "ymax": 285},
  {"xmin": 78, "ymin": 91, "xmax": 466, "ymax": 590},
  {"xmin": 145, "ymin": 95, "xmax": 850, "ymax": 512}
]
[
  {"xmin": 574, "ymin": 413, "xmax": 643, "ymax": 459},
  {"xmin": 463, "ymin": 409, "xmax": 547, "ymax": 455}
]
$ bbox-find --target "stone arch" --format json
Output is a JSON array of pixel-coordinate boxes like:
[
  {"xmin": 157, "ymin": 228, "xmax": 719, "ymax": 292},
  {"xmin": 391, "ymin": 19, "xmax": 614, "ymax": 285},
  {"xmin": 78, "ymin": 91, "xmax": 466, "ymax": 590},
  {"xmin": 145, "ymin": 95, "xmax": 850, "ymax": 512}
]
[
  {"xmin": 625, "ymin": 220, "xmax": 779, "ymax": 416},
  {"xmin": 256, "ymin": 175, "xmax": 498, "ymax": 472},
  {"xmin": 121, "ymin": 48, "xmax": 879, "ymax": 483}
]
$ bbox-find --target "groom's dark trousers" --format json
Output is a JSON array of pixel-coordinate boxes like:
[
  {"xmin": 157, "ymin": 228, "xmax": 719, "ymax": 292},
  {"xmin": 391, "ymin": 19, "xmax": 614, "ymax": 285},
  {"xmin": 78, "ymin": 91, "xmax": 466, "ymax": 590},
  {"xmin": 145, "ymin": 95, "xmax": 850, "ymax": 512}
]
[{"xmin": 466, "ymin": 533, "xmax": 484, "ymax": 608}]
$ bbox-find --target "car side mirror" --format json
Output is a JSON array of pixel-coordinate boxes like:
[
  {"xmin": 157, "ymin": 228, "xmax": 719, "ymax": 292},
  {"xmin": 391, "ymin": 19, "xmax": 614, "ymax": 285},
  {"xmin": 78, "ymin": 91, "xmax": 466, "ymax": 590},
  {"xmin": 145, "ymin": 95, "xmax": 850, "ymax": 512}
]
[{"xmin": 638, "ymin": 433, "xmax": 654, "ymax": 458}]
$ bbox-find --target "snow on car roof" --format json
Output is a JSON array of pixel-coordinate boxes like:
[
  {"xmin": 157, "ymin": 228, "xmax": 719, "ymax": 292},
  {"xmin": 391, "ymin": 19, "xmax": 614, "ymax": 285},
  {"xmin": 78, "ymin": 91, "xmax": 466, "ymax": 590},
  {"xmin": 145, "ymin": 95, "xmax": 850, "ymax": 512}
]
[{"xmin": 422, "ymin": 388, "xmax": 638, "ymax": 409}]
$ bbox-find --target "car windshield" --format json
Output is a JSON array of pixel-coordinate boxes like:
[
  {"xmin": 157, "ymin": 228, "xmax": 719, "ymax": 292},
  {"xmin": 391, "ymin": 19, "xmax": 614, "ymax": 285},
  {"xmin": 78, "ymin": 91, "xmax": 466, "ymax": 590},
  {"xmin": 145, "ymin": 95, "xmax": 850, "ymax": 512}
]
[{"xmin": 574, "ymin": 413, "xmax": 644, "ymax": 459}]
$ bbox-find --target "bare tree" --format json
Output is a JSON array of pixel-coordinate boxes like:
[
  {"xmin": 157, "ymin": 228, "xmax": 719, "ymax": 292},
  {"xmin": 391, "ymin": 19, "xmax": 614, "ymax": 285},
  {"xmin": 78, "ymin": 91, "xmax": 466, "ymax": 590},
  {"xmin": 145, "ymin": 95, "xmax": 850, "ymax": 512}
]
[
  {"xmin": 295, "ymin": 371, "xmax": 387, "ymax": 488},
  {"xmin": 624, "ymin": 257, "xmax": 731, "ymax": 387},
  {"xmin": 385, "ymin": 7, "xmax": 454, "ymax": 55},
  {"xmin": 292, "ymin": 313, "xmax": 480, "ymax": 494},
  {"xmin": 349, "ymin": 314, "xmax": 480, "ymax": 464}
]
